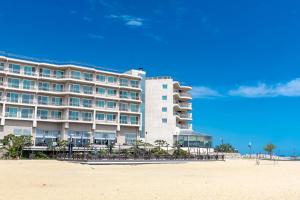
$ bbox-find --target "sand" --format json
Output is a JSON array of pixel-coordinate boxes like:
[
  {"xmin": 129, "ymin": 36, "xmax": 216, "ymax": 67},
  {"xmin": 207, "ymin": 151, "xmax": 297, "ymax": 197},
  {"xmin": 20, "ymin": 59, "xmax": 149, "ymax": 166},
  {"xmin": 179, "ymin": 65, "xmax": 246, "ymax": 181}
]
[{"xmin": 0, "ymin": 159, "xmax": 300, "ymax": 200}]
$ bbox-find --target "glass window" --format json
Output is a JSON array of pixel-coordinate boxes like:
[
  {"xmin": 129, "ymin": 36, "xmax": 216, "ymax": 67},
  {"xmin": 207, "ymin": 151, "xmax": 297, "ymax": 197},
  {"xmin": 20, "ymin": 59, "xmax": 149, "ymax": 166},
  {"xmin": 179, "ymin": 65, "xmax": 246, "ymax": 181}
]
[
  {"xmin": 107, "ymin": 76, "xmax": 117, "ymax": 84},
  {"xmin": 5, "ymin": 107, "xmax": 18, "ymax": 117},
  {"xmin": 130, "ymin": 104, "xmax": 139, "ymax": 112},
  {"xmin": 0, "ymin": 62, "xmax": 4, "ymax": 70},
  {"xmin": 162, "ymin": 118, "xmax": 168, "ymax": 123},
  {"xmin": 71, "ymin": 71, "xmax": 81, "ymax": 79},
  {"xmin": 107, "ymin": 88, "xmax": 117, "ymax": 96},
  {"xmin": 130, "ymin": 116, "xmax": 138, "ymax": 124},
  {"xmin": 96, "ymin": 87, "xmax": 105, "ymax": 95},
  {"xmin": 7, "ymin": 92, "xmax": 19, "ymax": 103},
  {"xmin": 37, "ymin": 109, "xmax": 48, "ymax": 119},
  {"xmin": 39, "ymin": 68, "xmax": 51, "ymax": 77},
  {"xmin": 69, "ymin": 97, "xmax": 80, "ymax": 106},
  {"xmin": 14, "ymin": 128, "xmax": 31, "ymax": 136},
  {"xmin": 38, "ymin": 82, "xmax": 50, "ymax": 91},
  {"xmin": 162, "ymin": 84, "xmax": 168, "ymax": 89},
  {"xmin": 24, "ymin": 66, "xmax": 35, "ymax": 76},
  {"xmin": 9, "ymin": 64, "xmax": 20, "ymax": 73},
  {"xmin": 96, "ymin": 100, "xmax": 105, "ymax": 108},
  {"xmin": 70, "ymin": 84, "xmax": 80, "ymax": 93},
  {"xmin": 21, "ymin": 108, "xmax": 33, "ymax": 118},
  {"xmin": 8, "ymin": 78, "xmax": 20, "ymax": 88},
  {"xmin": 120, "ymin": 78, "xmax": 129, "ymax": 86},
  {"xmin": 131, "ymin": 80, "xmax": 139, "ymax": 88},
  {"xmin": 96, "ymin": 113, "xmax": 105, "ymax": 120},
  {"xmin": 130, "ymin": 92, "xmax": 139, "ymax": 100},
  {"xmin": 96, "ymin": 74, "xmax": 106, "ymax": 82},
  {"xmin": 107, "ymin": 101, "xmax": 116, "ymax": 109},
  {"xmin": 51, "ymin": 110, "xmax": 62, "ymax": 119},
  {"xmin": 38, "ymin": 96, "xmax": 49, "ymax": 105},
  {"xmin": 55, "ymin": 70, "xmax": 64, "ymax": 78},
  {"xmin": 162, "ymin": 95, "xmax": 167, "ymax": 100},
  {"xmin": 83, "ymin": 72, "xmax": 93, "ymax": 81},
  {"xmin": 22, "ymin": 94, "xmax": 33, "ymax": 104},
  {"xmin": 120, "ymin": 115, "xmax": 128, "ymax": 124},
  {"xmin": 94, "ymin": 132, "xmax": 116, "ymax": 145},
  {"xmin": 69, "ymin": 110, "xmax": 79, "ymax": 120},
  {"xmin": 53, "ymin": 84, "xmax": 63, "ymax": 92},
  {"xmin": 82, "ymin": 112, "xmax": 92, "ymax": 121},
  {"xmin": 51, "ymin": 97, "xmax": 63, "ymax": 106},
  {"xmin": 82, "ymin": 99, "xmax": 92, "ymax": 107},
  {"xmin": 119, "ymin": 103, "xmax": 128, "ymax": 111},
  {"xmin": 107, "ymin": 114, "xmax": 116, "ymax": 121},
  {"xmin": 83, "ymin": 85, "xmax": 93, "ymax": 94},
  {"xmin": 162, "ymin": 107, "xmax": 167, "ymax": 112},
  {"xmin": 125, "ymin": 133, "xmax": 136, "ymax": 145},
  {"xmin": 120, "ymin": 90, "xmax": 128, "ymax": 98},
  {"xmin": 23, "ymin": 79, "xmax": 34, "ymax": 90}
]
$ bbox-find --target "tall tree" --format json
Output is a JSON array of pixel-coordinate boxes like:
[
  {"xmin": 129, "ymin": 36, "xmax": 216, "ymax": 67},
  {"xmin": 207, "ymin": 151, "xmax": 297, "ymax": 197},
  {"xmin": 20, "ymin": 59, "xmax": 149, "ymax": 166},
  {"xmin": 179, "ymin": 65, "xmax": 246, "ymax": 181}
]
[
  {"xmin": 1, "ymin": 134, "xmax": 32, "ymax": 159},
  {"xmin": 264, "ymin": 143, "xmax": 276, "ymax": 159}
]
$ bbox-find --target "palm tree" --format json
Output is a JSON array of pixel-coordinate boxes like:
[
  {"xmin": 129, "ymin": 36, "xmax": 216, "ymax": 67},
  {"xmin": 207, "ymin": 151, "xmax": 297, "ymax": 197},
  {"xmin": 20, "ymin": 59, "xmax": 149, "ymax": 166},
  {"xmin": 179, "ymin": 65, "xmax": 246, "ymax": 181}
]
[
  {"xmin": 154, "ymin": 139, "xmax": 167, "ymax": 150},
  {"xmin": 57, "ymin": 140, "xmax": 68, "ymax": 158},
  {"xmin": 264, "ymin": 143, "xmax": 276, "ymax": 159},
  {"xmin": 2, "ymin": 134, "xmax": 32, "ymax": 159}
]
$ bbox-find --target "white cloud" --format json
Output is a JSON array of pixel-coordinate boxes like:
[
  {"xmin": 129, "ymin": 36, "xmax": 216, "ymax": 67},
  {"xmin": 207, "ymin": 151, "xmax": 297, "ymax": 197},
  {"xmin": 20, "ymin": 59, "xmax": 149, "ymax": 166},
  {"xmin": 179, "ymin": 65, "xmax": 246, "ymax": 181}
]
[
  {"xmin": 191, "ymin": 86, "xmax": 221, "ymax": 99},
  {"xmin": 229, "ymin": 78, "xmax": 300, "ymax": 98},
  {"xmin": 88, "ymin": 33, "xmax": 104, "ymax": 40},
  {"xmin": 108, "ymin": 14, "xmax": 144, "ymax": 27}
]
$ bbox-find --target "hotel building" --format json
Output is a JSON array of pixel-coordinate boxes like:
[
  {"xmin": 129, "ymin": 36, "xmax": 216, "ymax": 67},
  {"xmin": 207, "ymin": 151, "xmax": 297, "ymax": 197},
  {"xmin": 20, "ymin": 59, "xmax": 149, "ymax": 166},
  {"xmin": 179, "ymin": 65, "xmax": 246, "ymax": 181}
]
[
  {"xmin": 0, "ymin": 56, "xmax": 145, "ymax": 148},
  {"xmin": 145, "ymin": 77, "xmax": 212, "ymax": 149}
]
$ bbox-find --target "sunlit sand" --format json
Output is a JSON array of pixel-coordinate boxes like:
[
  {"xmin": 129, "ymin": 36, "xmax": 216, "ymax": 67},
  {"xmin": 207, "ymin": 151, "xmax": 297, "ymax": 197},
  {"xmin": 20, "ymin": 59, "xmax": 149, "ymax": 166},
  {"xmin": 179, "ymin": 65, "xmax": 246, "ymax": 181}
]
[{"xmin": 0, "ymin": 159, "xmax": 299, "ymax": 200}]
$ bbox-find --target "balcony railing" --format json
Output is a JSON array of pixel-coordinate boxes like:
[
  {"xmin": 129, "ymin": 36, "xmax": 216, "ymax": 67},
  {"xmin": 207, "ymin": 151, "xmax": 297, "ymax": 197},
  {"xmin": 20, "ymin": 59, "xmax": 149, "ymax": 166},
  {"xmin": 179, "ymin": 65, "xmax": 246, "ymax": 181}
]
[{"xmin": 177, "ymin": 124, "xmax": 191, "ymax": 129}]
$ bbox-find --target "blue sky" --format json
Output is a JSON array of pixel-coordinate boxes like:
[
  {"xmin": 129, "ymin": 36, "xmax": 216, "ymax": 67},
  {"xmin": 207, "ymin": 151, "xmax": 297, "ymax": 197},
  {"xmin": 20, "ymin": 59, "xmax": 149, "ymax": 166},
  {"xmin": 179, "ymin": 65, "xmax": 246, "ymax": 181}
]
[{"xmin": 1, "ymin": 0, "xmax": 300, "ymax": 154}]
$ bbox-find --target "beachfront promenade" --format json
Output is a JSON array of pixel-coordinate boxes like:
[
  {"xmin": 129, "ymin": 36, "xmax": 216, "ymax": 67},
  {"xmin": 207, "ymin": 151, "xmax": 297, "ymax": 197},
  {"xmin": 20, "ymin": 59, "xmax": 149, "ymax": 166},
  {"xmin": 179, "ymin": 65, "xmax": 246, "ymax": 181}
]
[{"xmin": 0, "ymin": 159, "xmax": 300, "ymax": 200}]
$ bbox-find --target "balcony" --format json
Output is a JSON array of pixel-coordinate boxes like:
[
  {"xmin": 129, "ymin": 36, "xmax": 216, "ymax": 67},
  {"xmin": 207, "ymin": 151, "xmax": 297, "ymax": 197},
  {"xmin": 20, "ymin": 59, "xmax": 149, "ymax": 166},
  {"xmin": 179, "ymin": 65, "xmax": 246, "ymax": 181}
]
[
  {"xmin": 177, "ymin": 124, "xmax": 192, "ymax": 130},
  {"xmin": 173, "ymin": 90, "xmax": 192, "ymax": 99},
  {"xmin": 175, "ymin": 113, "xmax": 192, "ymax": 120},
  {"xmin": 5, "ymin": 112, "xmax": 33, "ymax": 119}
]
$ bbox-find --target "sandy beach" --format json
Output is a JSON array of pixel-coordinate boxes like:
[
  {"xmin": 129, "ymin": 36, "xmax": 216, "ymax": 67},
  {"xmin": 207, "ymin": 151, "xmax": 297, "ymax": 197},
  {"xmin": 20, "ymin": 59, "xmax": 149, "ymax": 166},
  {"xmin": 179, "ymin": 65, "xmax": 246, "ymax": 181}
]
[{"xmin": 0, "ymin": 159, "xmax": 300, "ymax": 200}]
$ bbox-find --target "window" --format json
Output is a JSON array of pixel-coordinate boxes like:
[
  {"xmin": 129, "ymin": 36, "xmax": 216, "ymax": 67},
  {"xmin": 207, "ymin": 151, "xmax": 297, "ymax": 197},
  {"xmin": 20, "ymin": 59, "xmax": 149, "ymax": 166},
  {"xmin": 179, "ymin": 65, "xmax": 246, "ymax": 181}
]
[
  {"xmin": 7, "ymin": 92, "xmax": 19, "ymax": 103},
  {"xmin": 130, "ymin": 104, "xmax": 139, "ymax": 112},
  {"xmin": 96, "ymin": 113, "xmax": 105, "ymax": 120},
  {"xmin": 69, "ymin": 97, "xmax": 80, "ymax": 106},
  {"xmin": 53, "ymin": 84, "xmax": 63, "ymax": 92},
  {"xmin": 22, "ymin": 94, "xmax": 33, "ymax": 104},
  {"xmin": 51, "ymin": 110, "xmax": 62, "ymax": 119},
  {"xmin": 96, "ymin": 87, "xmax": 105, "ymax": 95},
  {"xmin": 69, "ymin": 110, "xmax": 79, "ymax": 120},
  {"xmin": 83, "ymin": 85, "xmax": 93, "ymax": 94},
  {"xmin": 38, "ymin": 96, "xmax": 49, "ymax": 105},
  {"xmin": 23, "ymin": 79, "xmax": 34, "ymax": 90},
  {"xmin": 120, "ymin": 90, "xmax": 128, "ymax": 98},
  {"xmin": 39, "ymin": 68, "xmax": 51, "ymax": 77},
  {"xmin": 162, "ymin": 95, "xmax": 167, "ymax": 100},
  {"xmin": 13, "ymin": 128, "xmax": 31, "ymax": 136},
  {"xmin": 162, "ymin": 118, "xmax": 168, "ymax": 123},
  {"xmin": 125, "ymin": 133, "xmax": 136, "ymax": 145},
  {"xmin": 38, "ymin": 82, "xmax": 50, "ymax": 91},
  {"xmin": 8, "ymin": 78, "xmax": 20, "ymax": 88},
  {"xmin": 162, "ymin": 107, "xmax": 167, "ymax": 112},
  {"xmin": 82, "ymin": 112, "xmax": 92, "ymax": 121},
  {"xmin": 54, "ymin": 70, "xmax": 64, "ymax": 78},
  {"xmin": 82, "ymin": 99, "xmax": 92, "ymax": 107},
  {"xmin": 96, "ymin": 100, "xmax": 105, "ymax": 108},
  {"xmin": 71, "ymin": 71, "xmax": 81, "ymax": 79},
  {"xmin": 94, "ymin": 132, "xmax": 116, "ymax": 145},
  {"xmin": 70, "ymin": 84, "xmax": 80, "ymax": 93},
  {"xmin": 5, "ymin": 107, "xmax": 18, "ymax": 117},
  {"xmin": 83, "ymin": 72, "xmax": 93, "ymax": 81},
  {"xmin": 21, "ymin": 108, "xmax": 33, "ymax": 118},
  {"xmin": 9, "ymin": 64, "xmax": 20, "ymax": 73},
  {"xmin": 120, "ymin": 115, "xmax": 128, "ymax": 124},
  {"xmin": 107, "ymin": 88, "xmax": 117, "ymax": 96},
  {"xmin": 37, "ymin": 109, "xmax": 48, "ymax": 119},
  {"xmin": 120, "ymin": 78, "xmax": 129, "ymax": 86},
  {"xmin": 106, "ymin": 114, "xmax": 116, "ymax": 122},
  {"xmin": 131, "ymin": 80, "xmax": 139, "ymax": 88},
  {"xmin": 107, "ymin": 101, "xmax": 116, "ymax": 109},
  {"xmin": 24, "ymin": 66, "xmax": 35, "ymax": 76},
  {"xmin": 162, "ymin": 84, "xmax": 168, "ymax": 89},
  {"xmin": 0, "ymin": 62, "xmax": 4, "ymax": 70},
  {"xmin": 96, "ymin": 74, "xmax": 106, "ymax": 82},
  {"xmin": 130, "ymin": 92, "xmax": 139, "ymax": 100},
  {"xmin": 130, "ymin": 116, "xmax": 138, "ymax": 125},
  {"xmin": 51, "ymin": 97, "xmax": 63, "ymax": 106},
  {"xmin": 119, "ymin": 103, "xmax": 128, "ymax": 111},
  {"xmin": 107, "ymin": 76, "xmax": 117, "ymax": 84}
]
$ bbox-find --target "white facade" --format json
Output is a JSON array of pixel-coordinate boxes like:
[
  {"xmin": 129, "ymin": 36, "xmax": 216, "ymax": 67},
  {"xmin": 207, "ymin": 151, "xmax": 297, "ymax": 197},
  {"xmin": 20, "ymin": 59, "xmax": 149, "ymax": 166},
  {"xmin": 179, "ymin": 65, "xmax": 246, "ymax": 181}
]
[
  {"xmin": 145, "ymin": 77, "xmax": 192, "ymax": 145},
  {"xmin": 0, "ymin": 56, "xmax": 144, "ymax": 148}
]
